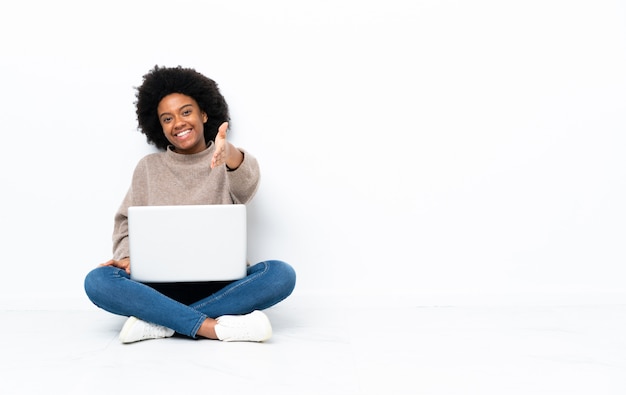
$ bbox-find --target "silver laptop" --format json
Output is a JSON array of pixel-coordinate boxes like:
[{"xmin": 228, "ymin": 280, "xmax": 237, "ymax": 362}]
[{"xmin": 128, "ymin": 204, "xmax": 247, "ymax": 282}]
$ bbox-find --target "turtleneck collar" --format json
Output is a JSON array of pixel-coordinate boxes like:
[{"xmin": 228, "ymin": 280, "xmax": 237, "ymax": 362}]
[{"xmin": 165, "ymin": 141, "xmax": 215, "ymax": 163}]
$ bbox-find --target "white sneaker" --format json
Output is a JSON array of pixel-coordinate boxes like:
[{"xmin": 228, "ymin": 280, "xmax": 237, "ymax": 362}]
[
  {"xmin": 119, "ymin": 316, "xmax": 175, "ymax": 344},
  {"xmin": 214, "ymin": 310, "xmax": 273, "ymax": 342}
]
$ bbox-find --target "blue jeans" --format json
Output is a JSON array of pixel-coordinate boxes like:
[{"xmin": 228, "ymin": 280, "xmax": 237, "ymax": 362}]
[{"xmin": 84, "ymin": 260, "xmax": 296, "ymax": 338}]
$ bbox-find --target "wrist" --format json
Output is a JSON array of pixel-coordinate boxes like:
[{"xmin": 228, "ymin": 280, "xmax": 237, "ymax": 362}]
[{"xmin": 225, "ymin": 150, "xmax": 244, "ymax": 171}]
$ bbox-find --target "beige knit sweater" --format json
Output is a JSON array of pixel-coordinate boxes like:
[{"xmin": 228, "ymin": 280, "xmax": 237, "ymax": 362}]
[{"xmin": 112, "ymin": 143, "xmax": 260, "ymax": 260}]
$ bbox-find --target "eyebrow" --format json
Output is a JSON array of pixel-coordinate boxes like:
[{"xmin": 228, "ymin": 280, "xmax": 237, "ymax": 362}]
[{"xmin": 159, "ymin": 103, "xmax": 194, "ymax": 118}]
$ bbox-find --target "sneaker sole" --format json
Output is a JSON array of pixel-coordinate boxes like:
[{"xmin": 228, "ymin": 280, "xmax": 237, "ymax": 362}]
[
  {"xmin": 252, "ymin": 311, "xmax": 273, "ymax": 342},
  {"xmin": 119, "ymin": 316, "xmax": 140, "ymax": 343}
]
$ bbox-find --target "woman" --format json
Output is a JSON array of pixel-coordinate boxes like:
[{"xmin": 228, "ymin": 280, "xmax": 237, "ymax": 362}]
[{"xmin": 84, "ymin": 65, "xmax": 296, "ymax": 344}]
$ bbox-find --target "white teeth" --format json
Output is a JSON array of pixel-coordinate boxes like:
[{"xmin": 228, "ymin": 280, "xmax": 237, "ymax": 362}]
[{"xmin": 176, "ymin": 130, "xmax": 191, "ymax": 137}]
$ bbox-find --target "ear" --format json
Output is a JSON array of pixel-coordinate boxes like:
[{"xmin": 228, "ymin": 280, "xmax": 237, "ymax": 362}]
[{"xmin": 202, "ymin": 112, "xmax": 208, "ymax": 123}]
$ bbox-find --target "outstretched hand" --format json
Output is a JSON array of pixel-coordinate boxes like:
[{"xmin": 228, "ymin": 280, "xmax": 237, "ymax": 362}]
[{"xmin": 211, "ymin": 122, "xmax": 230, "ymax": 169}]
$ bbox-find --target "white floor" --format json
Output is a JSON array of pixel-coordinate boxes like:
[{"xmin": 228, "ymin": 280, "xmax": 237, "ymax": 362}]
[{"xmin": 1, "ymin": 294, "xmax": 626, "ymax": 395}]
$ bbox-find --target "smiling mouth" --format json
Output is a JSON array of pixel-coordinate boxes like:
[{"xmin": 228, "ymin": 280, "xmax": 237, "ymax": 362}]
[{"xmin": 175, "ymin": 130, "xmax": 191, "ymax": 137}]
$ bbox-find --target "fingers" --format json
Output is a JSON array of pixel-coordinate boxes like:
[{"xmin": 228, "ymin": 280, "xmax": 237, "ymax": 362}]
[
  {"xmin": 119, "ymin": 257, "xmax": 131, "ymax": 272},
  {"xmin": 211, "ymin": 123, "xmax": 229, "ymax": 169},
  {"xmin": 218, "ymin": 121, "xmax": 229, "ymax": 136},
  {"xmin": 99, "ymin": 259, "xmax": 115, "ymax": 267},
  {"xmin": 99, "ymin": 258, "xmax": 131, "ymax": 274},
  {"xmin": 211, "ymin": 143, "xmax": 225, "ymax": 168}
]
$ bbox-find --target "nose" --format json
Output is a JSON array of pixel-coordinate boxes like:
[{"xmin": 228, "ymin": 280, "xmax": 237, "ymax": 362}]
[{"xmin": 172, "ymin": 115, "xmax": 186, "ymax": 129}]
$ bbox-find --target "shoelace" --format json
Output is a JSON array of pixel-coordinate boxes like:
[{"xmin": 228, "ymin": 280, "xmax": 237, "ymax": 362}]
[{"xmin": 141, "ymin": 322, "xmax": 170, "ymax": 338}]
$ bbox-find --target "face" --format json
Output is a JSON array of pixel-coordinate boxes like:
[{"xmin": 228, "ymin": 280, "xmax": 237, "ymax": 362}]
[{"xmin": 157, "ymin": 93, "xmax": 208, "ymax": 155}]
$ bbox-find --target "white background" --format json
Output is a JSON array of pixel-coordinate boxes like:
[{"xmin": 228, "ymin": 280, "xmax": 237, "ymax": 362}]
[{"xmin": 1, "ymin": 0, "xmax": 625, "ymax": 307}]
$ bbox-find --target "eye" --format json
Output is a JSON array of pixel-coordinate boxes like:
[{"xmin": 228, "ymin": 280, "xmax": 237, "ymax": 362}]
[
  {"xmin": 161, "ymin": 116, "xmax": 172, "ymax": 124},
  {"xmin": 182, "ymin": 109, "xmax": 192, "ymax": 116}
]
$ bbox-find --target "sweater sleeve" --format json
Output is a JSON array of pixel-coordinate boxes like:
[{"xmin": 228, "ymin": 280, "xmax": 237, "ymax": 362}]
[
  {"xmin": 111, "ymin": 188, "xmax": 131, "ymax": 260},
  {"xmin": 227, "ymin": 148, "xmax": 261, "ymax": 204},
  {"xmin": 111, "ymin": 158, "xmax": 149, "ymax": 260}
]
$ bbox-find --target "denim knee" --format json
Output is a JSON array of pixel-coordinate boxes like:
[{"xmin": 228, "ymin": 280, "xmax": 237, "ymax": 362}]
[
  {"xmin": 84, "ymin": 267, "xmax": 103, "ymax": 304},
  {"xmin": 84, "ymin": 266, "xmax": 120, "ymax": 306},
  {"xmin": 269, "ymin": 260, "xmax": 297, "ymax": 298}
]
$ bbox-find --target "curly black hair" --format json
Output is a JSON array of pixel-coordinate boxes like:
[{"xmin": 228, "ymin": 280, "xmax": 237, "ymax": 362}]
[{"xmin": 134, "ymin": 65, "xmax": 230, "ymax": 150}]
